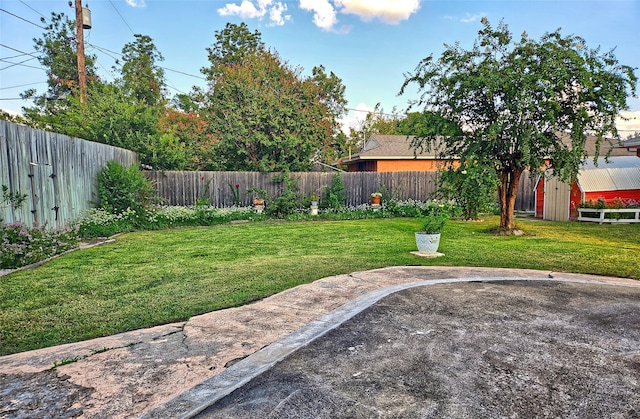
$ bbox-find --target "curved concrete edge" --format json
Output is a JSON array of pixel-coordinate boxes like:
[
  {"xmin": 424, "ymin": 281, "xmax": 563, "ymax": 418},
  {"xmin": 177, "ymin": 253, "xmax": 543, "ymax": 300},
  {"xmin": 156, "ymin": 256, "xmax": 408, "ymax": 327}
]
[{"xmin": 140, "ymin": 276, "xmax": 640, "ymax": 419}]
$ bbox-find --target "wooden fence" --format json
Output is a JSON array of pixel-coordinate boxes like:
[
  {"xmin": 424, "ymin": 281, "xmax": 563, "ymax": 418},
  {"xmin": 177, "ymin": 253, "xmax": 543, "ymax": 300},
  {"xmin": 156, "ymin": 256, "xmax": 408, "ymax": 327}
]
[
  {"xmin": 146, "ymin": 170, "xmax": 536, "ymax": 211},
  {"xmin": 0, "ymin": 120, "xmax": 137, "ymax": 228}
]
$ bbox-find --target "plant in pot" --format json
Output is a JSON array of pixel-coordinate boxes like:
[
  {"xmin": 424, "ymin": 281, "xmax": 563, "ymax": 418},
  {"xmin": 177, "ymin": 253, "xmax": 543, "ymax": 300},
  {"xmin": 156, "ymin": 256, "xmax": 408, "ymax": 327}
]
[
  {"xmin": 310, "ymin": 193, "xmax": 319, "ymax": 215},
  {"xmin": 415, "ymin": 213, "xmax": 448, "ymax": 255},
  {"xmin": 371, "ymin": 192, "xmax": 382, "ymax": 205},
  {"xmin": 248, "ymin": 187, "xmax": 268, "ymax": 213}
]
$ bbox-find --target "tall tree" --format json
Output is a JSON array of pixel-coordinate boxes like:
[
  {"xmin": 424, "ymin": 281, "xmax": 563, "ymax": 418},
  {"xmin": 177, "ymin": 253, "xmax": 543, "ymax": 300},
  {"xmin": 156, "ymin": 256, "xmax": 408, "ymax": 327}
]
[
  {"xmin": 401, "ymin": 18, "xmax": 637, "ymax": 232},
  {"xmin": 347, "ymin": 104, "xmax": 401, "ymax": 152},
  {"xmin": 119, "ymin": 34, "xmax": 166, "ymax": 106},
  {"xmin": 199, "ymin": 23, "xmax": 345, "ymax": 171},
  {"xmin": 310, "ymin": 65, "xmax": 348, "ymax": 163},
  {"xmin": 22, "ymin": 12, "xmax": 97, "ymax": 121},
  {"xmin": 201, "ymin": 49, "xmax": 334, "ymax": 171},
  {"xmin": 202, "ymin": 22, "xmax": 264, "ymax": 79}
]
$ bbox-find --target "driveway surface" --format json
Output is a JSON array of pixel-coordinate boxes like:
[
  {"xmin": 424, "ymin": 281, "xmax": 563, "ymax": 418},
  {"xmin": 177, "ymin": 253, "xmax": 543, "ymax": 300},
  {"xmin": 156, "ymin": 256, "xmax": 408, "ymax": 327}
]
[
  {"xmin": 1, "ymin": 267, "xmax": 639, "ymax": 418},
  {"xmin": 192, "ymin": 280, "xmax": 640, "ymax": 418}
]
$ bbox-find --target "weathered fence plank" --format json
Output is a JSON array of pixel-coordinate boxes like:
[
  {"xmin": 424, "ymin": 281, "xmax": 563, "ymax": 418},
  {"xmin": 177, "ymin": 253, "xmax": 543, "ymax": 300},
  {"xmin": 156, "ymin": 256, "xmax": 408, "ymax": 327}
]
[
  {"xmin": 145, "ymin": 170, "xmax": 534, "ymax": 211},
  {"xmin": 1, "ymin": 120, "xmax": 137, "ymax": 228}
]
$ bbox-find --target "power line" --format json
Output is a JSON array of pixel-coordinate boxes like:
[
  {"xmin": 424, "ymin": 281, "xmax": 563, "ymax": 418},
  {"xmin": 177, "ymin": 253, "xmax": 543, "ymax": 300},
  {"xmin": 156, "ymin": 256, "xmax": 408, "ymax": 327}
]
[
  {"xmin": 0, "ymin": 44, "xmax": 40, "ymax": 59},
  {"xmin": 164, "ymin": 67, "xmax": 206, "ymax": 80},
  {"xmin": 0, "ymin": 7, "xmax": 46, "ymax": 29},
  {"xmin": 19, "ymin": 0, "xmax": 46, "ymax": 18},
  {"xmin": 108, "ymin": 0, "xmax": 135, "ymax": 35},
  {"xmin": 0, "ymin": 56, "xmax": 39, "ymax": 71},
  {"xmin": 0, "ymin": 81, "xmax": 45, "ymax": 91},
  {"xmin": 87, "ymin": 42, "xmax": 206, "ymax": 80}
]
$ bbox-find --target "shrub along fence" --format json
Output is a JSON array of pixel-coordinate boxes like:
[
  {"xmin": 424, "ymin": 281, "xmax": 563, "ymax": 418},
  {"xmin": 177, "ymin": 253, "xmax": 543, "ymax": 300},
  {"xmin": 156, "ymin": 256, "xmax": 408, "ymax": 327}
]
[
  {"xmin": 146, "ymin": 170, "xmax": 536, "ymax": 211},
  {"xmin": 1, "ymin": 120, "xmax": 137, "ymax": 228}
]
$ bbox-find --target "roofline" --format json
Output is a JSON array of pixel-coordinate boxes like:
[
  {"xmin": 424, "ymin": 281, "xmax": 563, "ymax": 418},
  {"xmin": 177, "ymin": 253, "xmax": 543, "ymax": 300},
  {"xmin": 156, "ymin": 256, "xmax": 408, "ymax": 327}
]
[{"xmin": 342, "ymin": 155, "xmax": 443, "ymax": 163}]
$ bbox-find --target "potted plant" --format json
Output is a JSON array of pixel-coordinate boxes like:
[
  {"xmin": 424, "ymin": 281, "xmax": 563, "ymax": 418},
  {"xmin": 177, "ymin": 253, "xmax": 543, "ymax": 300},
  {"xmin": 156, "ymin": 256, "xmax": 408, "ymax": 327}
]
[
  {"xmin": 248, "ymin": 187, "xmax": 268, "ymax": 213},
  {"xmin": 415, "ymin": 214, "xmax": 447, "ymax": 254},
  {"xmin": 371, "ymin": 192, "xmax": 382, "ymax": 205},
  {"xmin": 310, "ymin": 193, "xmax": 319, "ymax": 215}
]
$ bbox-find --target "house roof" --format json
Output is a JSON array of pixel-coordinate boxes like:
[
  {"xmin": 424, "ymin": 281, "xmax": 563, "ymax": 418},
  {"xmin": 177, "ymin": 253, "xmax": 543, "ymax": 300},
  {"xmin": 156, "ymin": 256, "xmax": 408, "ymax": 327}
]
[
  {"xmin": 343, "ymin": 134, "xmax": 634, "ymax": 165},
  {"xmin": 578, "ymin": 156, "xmax": 640, "ymax": 192},
  {"xmin": 565, "ymin": 135, "xmax": 635, "ymax": 157},
  {"xmin": 342, "ymin": 135, "xmax": 442, "ymax": 163},
  {"xmin": 617, "ymin": 136, "xmax": 640, "ymax": 150}
]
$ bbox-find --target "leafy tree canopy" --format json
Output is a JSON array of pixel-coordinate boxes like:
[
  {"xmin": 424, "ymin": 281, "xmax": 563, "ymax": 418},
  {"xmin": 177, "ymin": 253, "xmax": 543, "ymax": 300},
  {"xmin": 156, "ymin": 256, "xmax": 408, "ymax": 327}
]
[
  {"xmin": 202, "ymin": 22, "xmax": 264, "ymax": 79},
  {"xmin": 401, "ymin": 18, "xmax": 637, "ymax": 232},
  {"xmin": 198, "ymin": 23, "xmax": 346, "ymax": 171},
  {"xmin": 119, "ymin": 34, "xmax": 166, "ymax": 106},
  {"xmin": 22, "ymin": 12, "xmax": 97, "ymax": 118},
  {"xmin": 200, "ymin": 48, "xmax": 336, "ymax": 171}
]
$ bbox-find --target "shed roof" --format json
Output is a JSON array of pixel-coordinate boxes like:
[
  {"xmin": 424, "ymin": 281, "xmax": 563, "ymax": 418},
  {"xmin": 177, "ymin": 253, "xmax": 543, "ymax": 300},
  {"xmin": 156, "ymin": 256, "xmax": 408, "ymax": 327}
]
[{"xmin": 578, "ymin": 156, "xmax": 640, "ymax": 192}]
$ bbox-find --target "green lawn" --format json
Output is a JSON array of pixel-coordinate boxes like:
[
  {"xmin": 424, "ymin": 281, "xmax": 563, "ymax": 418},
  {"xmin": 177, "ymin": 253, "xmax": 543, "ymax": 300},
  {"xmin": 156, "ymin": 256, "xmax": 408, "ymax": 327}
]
[{"xmin": 1, "ymin": 217, "xmax": 638, "ymax": 355}]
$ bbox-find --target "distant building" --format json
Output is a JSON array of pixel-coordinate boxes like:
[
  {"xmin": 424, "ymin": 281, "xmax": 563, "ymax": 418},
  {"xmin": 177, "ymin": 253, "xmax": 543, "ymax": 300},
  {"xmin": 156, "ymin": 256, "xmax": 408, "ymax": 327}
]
[
  {"xmin": 535, "ymin": 137, "xmax": 640, "ymax": 221},
  {"xmin": 340, "ymin": 135, "xmax": 451, "ymax": 172}
]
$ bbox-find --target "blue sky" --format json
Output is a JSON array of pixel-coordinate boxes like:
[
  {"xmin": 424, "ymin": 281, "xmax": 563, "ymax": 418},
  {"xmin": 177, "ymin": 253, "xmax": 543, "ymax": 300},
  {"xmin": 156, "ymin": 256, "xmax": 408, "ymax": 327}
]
[{"xmin": 1, "ymin": 0, "xmax": 639, "ymax": 135}]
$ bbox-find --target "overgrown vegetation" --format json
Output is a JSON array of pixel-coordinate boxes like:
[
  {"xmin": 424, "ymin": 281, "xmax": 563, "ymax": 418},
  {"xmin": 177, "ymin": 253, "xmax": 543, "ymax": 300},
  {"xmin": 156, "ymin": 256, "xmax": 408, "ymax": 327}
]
[
  {"xmin": 0, "ymin": 223, "xmax": 78, "ymax": 269},
  {"xmin": 266, "ymin": 173, "xmax": 304, "ymax": 218},
  {"xmin": 1, "ymin": 185, "xmax": 79, "ymax": 269},
  {"xmin": 320, "ymin": 173, "xmax": 347, "ymax": 210},
  {"xmin": 435, "ymin": 163, "xmax": 499, "ymax": 220},
  {"xmin": 1, "ymin": 185, "xmax": 27, "ymax": 218},
  {"xmin": 95, "ymin": 161, "xmax": 158, "ymax": 224},
  {"xmin": 578, "ymin": 198, "xmax": 640, "ymax": 220}
]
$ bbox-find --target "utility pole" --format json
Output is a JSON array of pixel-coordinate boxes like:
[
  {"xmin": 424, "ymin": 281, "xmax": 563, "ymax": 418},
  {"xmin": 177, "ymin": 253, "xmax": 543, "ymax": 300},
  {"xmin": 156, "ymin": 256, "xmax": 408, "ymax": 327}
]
[{"xmin": 74, "ymin": 0, "xmax": 87, "ymax": 105}]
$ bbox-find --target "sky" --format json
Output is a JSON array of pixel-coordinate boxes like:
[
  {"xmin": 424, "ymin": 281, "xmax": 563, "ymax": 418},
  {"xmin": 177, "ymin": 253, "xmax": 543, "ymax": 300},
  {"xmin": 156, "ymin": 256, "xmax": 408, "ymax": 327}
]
[{"xmin": 1, "ymin": 0, "xmax": 639, "ymax": 136}]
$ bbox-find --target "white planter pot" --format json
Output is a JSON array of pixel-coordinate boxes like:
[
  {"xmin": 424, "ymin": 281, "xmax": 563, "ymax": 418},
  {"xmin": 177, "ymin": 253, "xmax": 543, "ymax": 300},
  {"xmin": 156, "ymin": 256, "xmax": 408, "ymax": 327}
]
[{"xmin": 415, "ymin": 232, "xmax": 441, "ymax": 254}]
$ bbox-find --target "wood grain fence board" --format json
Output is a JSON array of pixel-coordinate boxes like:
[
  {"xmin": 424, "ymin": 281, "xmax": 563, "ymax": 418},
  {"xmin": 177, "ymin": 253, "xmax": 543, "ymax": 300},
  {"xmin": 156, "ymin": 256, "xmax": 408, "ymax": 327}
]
[
  {"xmin": 145, "ymin": 170, "xmax": 533, "ymax": 210},
  {"xmin": 1, "ymin": 121, "xmax": 137, "ymax": 228}
]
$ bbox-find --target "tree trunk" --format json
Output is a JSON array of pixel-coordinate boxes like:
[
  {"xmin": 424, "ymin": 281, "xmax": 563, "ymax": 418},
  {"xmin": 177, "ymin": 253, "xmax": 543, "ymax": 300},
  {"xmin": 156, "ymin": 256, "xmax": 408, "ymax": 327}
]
[{"xmin": 497, "ymin": 168, "xmax": 523, "ymax": 232}]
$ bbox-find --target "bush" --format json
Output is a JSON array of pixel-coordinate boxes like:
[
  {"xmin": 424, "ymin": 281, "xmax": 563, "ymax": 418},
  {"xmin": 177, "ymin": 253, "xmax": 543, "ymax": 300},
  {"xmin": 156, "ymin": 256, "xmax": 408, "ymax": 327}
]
[
  {"xmin": 435, "ymin": 163, "xmax": 498, "ymax": 220},
  {"xmin": 0, "ymin": 222, "xmax": 78, "ymax": 269},
  {"xmin": 266, "ymin": 173, "xmax": 304, "ymax": 218},
  {"xmin": 320, "ymin": 173, "xmax": 347, "ymax": 210},
  {"xmin": 96, "ymin": 161, "xmax": 158, "ymax": 222}
]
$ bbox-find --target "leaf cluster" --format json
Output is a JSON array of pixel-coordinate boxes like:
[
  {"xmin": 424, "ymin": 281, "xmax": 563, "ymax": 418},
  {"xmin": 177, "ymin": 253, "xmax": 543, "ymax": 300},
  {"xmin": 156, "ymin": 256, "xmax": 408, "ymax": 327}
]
[
  {"xmin": 95, "ymin": 161, "xmax": 158, "ymax": 222},
  {"xmin": 401, "ymin": 18, "xmax": 637, "ymax": 230}
]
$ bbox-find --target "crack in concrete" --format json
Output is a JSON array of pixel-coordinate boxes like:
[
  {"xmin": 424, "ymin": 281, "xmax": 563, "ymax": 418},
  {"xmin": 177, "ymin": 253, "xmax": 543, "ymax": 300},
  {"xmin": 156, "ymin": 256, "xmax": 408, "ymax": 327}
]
[{"xmin": 49, "ymin": 341, "xmax": 144, "ymax": 370}]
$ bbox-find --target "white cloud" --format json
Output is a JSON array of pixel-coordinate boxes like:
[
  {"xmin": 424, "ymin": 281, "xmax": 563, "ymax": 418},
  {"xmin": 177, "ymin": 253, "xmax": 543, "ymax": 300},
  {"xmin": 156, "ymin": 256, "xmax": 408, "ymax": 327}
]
[
  {"xmin": 339, "ymin": 102, "xmax": 375, "ymax": 135},
  {"xmin": 299, "ymin": 0, "xmax": 338, "ymax": 31},
  {"xmin": 616, "ymin": 110, "xmax": 640, "ymax": 136},
  {"xmin": 218, "ymin": 0, "xmax": 291, "ymax": 26},
  {"xmin": 125, "ymin": 0, "xmax": 145, "ymax": 8},
  {"xmin": 460, "ymin": 13, "xmax": 486, "ymax": 23},
  {"xmin": 335, "ymin": 0, "xmax": 421, "ymax": 24},
  {"xmin": 445, "ymin": 12, "xmax": 486, "ymax": 23},
  {"xmin": 218, "ymin": 0, "xmax": 267, "ymax": 19},
  {"xmin": 268, "ymin": 2, "xmax": 290, "ymax": 26}
]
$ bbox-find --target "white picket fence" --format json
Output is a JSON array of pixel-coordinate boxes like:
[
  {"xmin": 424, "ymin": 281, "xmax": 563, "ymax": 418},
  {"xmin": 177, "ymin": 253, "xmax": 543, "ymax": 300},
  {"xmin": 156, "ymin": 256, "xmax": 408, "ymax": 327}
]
[{"xmin": 577, "ymin": 208, "xmax": 640, "ymax": 224}]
